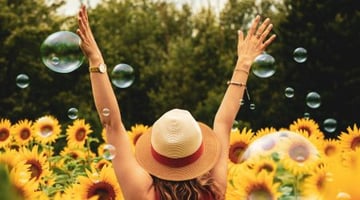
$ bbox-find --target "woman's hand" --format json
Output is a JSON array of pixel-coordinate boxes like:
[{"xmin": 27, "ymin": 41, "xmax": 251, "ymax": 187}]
[
  {"xmin": 76, "ymin": 5, "xmax": 103, "ymax": 64},
  {"xmin": 237, "ymin": 15, "xmax": 276, "ymax": 68}
]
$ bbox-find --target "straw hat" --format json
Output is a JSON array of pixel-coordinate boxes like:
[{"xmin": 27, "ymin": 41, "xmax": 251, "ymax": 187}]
[{"xmin": 135, "ymin": 109, "xmax": 221, "ymax": 181}]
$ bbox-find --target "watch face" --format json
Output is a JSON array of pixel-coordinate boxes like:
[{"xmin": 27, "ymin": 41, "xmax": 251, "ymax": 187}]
[{"xmin": 99, "ymin": 64, "xmax": 106, "ymax": 73}]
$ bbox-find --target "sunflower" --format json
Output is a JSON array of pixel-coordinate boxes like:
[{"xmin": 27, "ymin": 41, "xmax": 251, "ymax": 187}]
[
  {"xmin": 323, "ymin": 155, "xmax": 360, "ymax": 199},
  {"xmin": 341, "ymin": 147, "xmax": 360, "ymax": 170},
  {"xmin": 0, "ymin": 118, "xmax": 12, "ymax": 148},
  {"xmin": 280, "ymin": 135, "xmax": 320, "ymax": 175},
  {"xmin": 318, "ymin": 139, "xmax": 341, "ymax": 158},
  {"xmin": 74, "ymin": 165, "xmax": 123, "ymax": 200},
  {"xmin": 289, "ymin": 118, "xmax": 324, "ymax": 139},
  {"xmin": 91, "ymin": 159, "xmax": 112, "ymax": 171},
  {"xmin": 11, "ymin": 119, "xmax": 34, "ymax": 146},
  {"xmin": 33, "ymin": 115, "xmax": 61, "ymax": 144},
  {"xmin": 18, "ymin": 145, "xmax": 51, "ymax": 184},
  {"xmin": 246, "ymin": 155, "xmax": 277, "ymax": 175},
  {"xmin": 127, "ymin": 124, "xmax": 149, "ymax": 146},
  {"xmin": 229, "ymin": 127, "xmax": 254, "ymax": 164},
  {"xmin": 8, "ymin": 162, "xmax": 41, "ymax": 199},
  {"xmin": 339, "ymin": 124, "xmax": 360, "ymax": 151},
  {"xmin": 253, "ymin": 127, "xmax": 277, "ymax": 140},
  {"xmin": 0, "ymin": 149, "xmax": 20, "ymax": 170},
  {"xmin": 101, "ymin": 128, "xmax": 107, "ymax": 143},
  {"xmin": 301, "ymin": 165, "xmax": 333, "ymax": 199},
  {"xmin": 228, "ymin": 170, "xmax": 280, "ymax": 200},
  {"xmin": 66, "ymin": 119, "xmax": 92, "ymax": 148}
]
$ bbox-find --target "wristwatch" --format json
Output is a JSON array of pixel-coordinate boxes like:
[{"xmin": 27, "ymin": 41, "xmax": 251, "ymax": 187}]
[{"xmin": 89, "ymin": 63, "xmax": 107, "ymax": 73}]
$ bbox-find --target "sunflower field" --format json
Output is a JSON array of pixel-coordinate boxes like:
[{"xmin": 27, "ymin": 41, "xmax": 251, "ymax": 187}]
[{"xmin": 0, "ymin": 115, "xmax": 359, "ymax": 199}]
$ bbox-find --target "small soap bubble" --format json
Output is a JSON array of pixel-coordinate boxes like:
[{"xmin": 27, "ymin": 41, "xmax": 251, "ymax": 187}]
[
  {"xmin": 40, "ymin": 31, "xmax": 84, "ymax": 73},
  {"xmin": 111, "ymin": 63, "xmax": 135, "ymax": 88},
  {"xmin": 67, "ymin": 107, "xmax": 78, "ymax": 120},
  {"xmin": 293, "ymin": 47, "xmax": 307, "ymax": 63},
  {"xmin": 336, "ymin": 192, "xmax": 351, "ymax": 199},
  {"xmin": 232, "ymin": 120, "xmax": 239, "ymax": 130},
  {"xmin": 240, "ymin": 99, "xmax": 245, "ymax": 106},
  {"xmin": 249, "ymin": 103, "xmax": 256, "ymax": 110},
  {"xmin": 102, "ymin": 108, "xmax": 110, "ymax": 117},
  {"xmin": 303, "ymin": 112, "xmax": 311, "ymax": 119},
  {"xmin": 16, "ymin": 74, "xmax": 30, "ymax": 89},
  {"xmin": 251, "ymin": 53, "xmax": 276, "ymax": 78},
  {"xmin": 284, "ymin": 87, "xmax": 294, "ymax": 98},
  {"xmin": 102, "ymin": 144, "xmax": 116, "ymax": 160},
  {"xmin": 306, "ymin": 92, "xmax": 321, "ymax": 109},
  {"xmin": 323, "ymin": 118, "xmax": 337, "ymax": 133}
]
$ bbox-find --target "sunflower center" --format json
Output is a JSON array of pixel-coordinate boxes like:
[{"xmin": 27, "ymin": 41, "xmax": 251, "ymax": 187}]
[
  {"xmin": 229, "ymin": 142, "xmax": 248, "ymax": 163},
  {"xmin": 88, "ymin": 181, "xmax": 116, "ymax": 200},
  {"xmin": 75, "ymin": 128, "xmax": 86, "ymax": 141},
  {"xmin": 316, "ymin": 174, "xmax": 326, "ymax": 190},
  {"xmin": 20, "ymin": 128, "xmax": 31, "ymax": 140},
  {"xmin": 249, "ymin": 186, "xmax": 273, "ymax": 200},
  {"xmin": 289, "ymin": 144, "xmax": 309, "ymax": 163},
  {"xmin": 299, "ymin": 126, "xmax": 311, "ymax": 136},
  {"xmin": 259, "ymin": 163, "xmax": 274, "ymax": 173},
  {"xmin": 324, "ymin": 145, "xmax": 336, "ymax": 156},
  {"xmin": 26, "ymin": 159, "xmax": 42, "ymax": 180},
  {"xmin": 350, "ymin": 136, "xmax": 360, "ymax": 150},
  {"xmin": 40, "ymin": 125, "xmax": 53, "ymax": 137},
  {"xmin": 0, "ymin": 128, "xmax": 10, "ymax": 141}
]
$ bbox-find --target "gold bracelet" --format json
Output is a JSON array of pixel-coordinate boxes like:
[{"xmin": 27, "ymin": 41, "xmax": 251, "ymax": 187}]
[
  {"xmin": 234, "ymin": 68, "xmax": 249, "ymax": 75},
  {"xmin": 227, "ymin": 80, "xmax": 246, "ymax": 87}
]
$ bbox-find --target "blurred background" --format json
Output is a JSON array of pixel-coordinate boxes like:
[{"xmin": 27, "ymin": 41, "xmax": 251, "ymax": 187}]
[{"xmin": 1, "ymin": 0, "xmax": 359, "ymax": 139}]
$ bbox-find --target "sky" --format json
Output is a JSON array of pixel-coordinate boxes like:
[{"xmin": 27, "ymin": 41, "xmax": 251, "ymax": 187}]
[{"xmin": 55, "ymin": 0, "xmax": 227, "ymax": 16}]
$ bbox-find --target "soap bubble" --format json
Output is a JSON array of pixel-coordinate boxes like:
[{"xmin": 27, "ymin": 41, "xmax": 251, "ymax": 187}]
[
  {"xmin": 40, "ymin": 31, "xmax": 84, "ymax": 73},
  {"xmin": 16, "ymin": 74, "xmax": 30, "ymax": 88},
  {"xmin": 284, "ymin": 87, "xmax": 294, "ymax": 98},
  {"xmin": 249, "ymin": 103, "xmax": 256, "ymax": 110},
  {"xmin": 102, "ymin": 108, "xmax": 110, "ymax": 117},
  {"xmin": 67, "ymin": 107, "xmax": 78, "ymax": 120},
  {"xmin": 303, "ymin": 112, "xmax": 311, "ymax": 119},
  {"xmin": 102, "ymin": 144, "xmax": 116, "ymax": 160},
  {"xmin": 240, "ymin": 130, "xmax": 319, "ymax": 164},
  {"xmin": 293, "ymin": 47, "xmax": 307, "ymax": 63},
  {"xmin": 323, "ymin": 118, "xmax": 337, "ymax": 133},
  {"xmin": 306, "ymin": 92, "xmax": 321, "ymax": 109},
  {"xmin": 251, "ymin": 53, "xmax": 276, "ymax": 78},
  {"xmin": 111, "ymin": 63, "xmax": 135, "ymax": 88}
]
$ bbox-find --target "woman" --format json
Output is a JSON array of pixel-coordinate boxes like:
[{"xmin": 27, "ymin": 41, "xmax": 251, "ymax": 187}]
[{"xmin": 77, "ymin": 5, "xmax": 275, "ymax": 200}]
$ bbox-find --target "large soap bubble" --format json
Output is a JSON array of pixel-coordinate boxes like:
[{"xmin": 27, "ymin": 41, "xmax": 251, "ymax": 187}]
[
  {"xmin": 111, "ymin": 63, "xmax": 135, "ymax": 88},
  {"xmin": 251, "ymin": 53, "xmax": 276, "ymax": 78},
  {"xmin": 40, "ymin": 31, "xmax": 84, "ymax": 73},
  {"xmin": 240, "ymin": 130, "xmax": 319, "ymax": 164}
]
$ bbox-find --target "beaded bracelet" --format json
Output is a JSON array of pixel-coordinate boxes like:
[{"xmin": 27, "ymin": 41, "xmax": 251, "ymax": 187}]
[{"xmin": 227, "ymin": 80, "xmax": 251, "ymax": 101}]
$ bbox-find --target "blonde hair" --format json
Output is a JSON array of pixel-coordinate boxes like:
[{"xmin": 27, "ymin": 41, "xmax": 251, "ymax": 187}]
[{"xmin": 152, "ymin": 172, "xmax": 223, "ymax": 200}]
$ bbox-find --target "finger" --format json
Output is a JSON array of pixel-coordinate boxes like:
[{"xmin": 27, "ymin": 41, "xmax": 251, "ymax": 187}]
[
  {"xmin": 248, "ymin": 15, "xmax": 260, "ymax": 37},
  {"xmin": 259, "ymin": 23, "xmax": 273, "ymax": 41},
  {"xmin": 262, "ymin": 34, "xmax": 276, "ymax": 48},
  {"xmin": 255, "ymin": 18, "xmax": 270, "ymax": 37}
]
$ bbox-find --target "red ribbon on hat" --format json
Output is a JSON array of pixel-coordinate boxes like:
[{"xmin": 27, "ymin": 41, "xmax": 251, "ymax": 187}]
[{"xmin": 151, "ymin": 143, "xmax": 204, "ymax": 168}]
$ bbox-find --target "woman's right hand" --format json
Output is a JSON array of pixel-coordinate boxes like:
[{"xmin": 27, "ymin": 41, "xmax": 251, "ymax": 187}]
[{"xmin": 236, "ymin": 15, "xmax": 276, "ymax": 69}]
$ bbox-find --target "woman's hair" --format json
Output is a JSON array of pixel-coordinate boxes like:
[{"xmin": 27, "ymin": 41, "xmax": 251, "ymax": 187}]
[{"xmin": 152, "ymin": 172, "xmax": 223, "ymax": 200}]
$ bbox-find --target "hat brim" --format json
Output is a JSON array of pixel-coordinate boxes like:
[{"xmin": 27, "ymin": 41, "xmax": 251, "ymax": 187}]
[{"xmin": 135, "ymin": 122, "xmax": 221, "ymax": 181}]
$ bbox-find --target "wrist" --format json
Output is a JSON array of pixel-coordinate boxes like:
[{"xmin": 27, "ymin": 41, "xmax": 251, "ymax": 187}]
[{"xmin": 236, "ymin": 58, "xmax": 252, "ymax": 71}]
